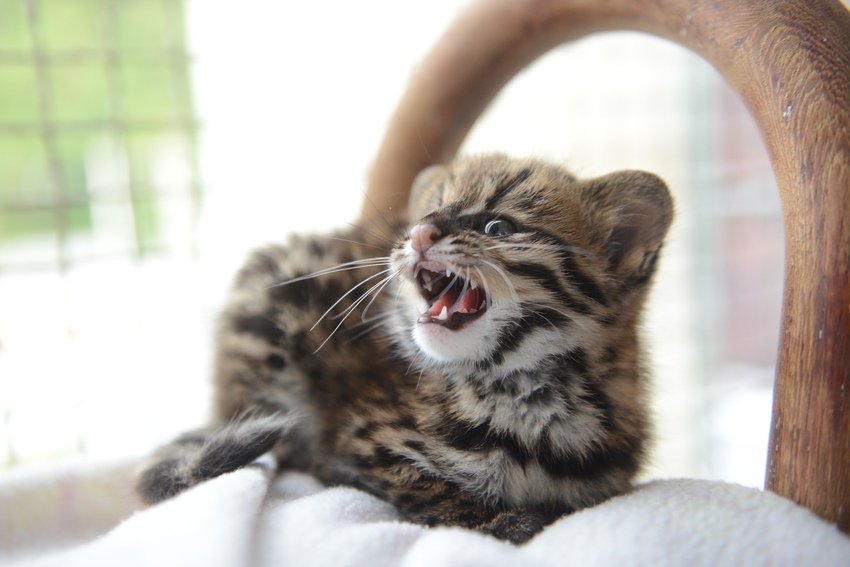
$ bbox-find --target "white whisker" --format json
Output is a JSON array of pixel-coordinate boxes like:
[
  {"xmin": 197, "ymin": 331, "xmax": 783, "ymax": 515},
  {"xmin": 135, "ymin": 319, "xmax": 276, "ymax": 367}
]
[
  {"xmin": 393, "ymin": 276, "xmax": 406, "ymax": 305},
  {"xmin": 357, "ymin": 187, "xmax": 409, "ymax": 242},
  {"xmin": 345, "ymin": 221, "xmax": 398, "ymax": 248},
  {"xmin": 325, "ymin": 236, "xmax": 392, "ymax": 252},
  {"xmin": 267, "ymin": 257, "xmax": 391, "ymax": 289},
  {"xmin": 450, "ymin": 270, "xmax": 470, "ymax": 313},
  {"xmin": 429, "ymin": 273, "xmax": 460, "ymax": 306},
  {"xmin": 346, "ymin": 310, "xmax": 393, "ymax": 331},
  {"xmin": 523, "ymin": 305, "xmax": 560, "ymax": 331},
  {"xmin": 480, "ymin": 259, "xmax": 520, "ymax": 305},
  {"xmin": 530, "ymin": 303, "xmax": 592, "ymax": 334},
  {"xmin": 485, "ymin": 242, "xmax": 593, "ymax": 257},
  {"xmin": 344, "ymin": 314, "xmax": 392, "ymax": 344},
  {"xmin": 311, "ymin": 268, "xmax": 393, "ymax": 332},
  {"xmin": 473, "ymin": 266, "xmax": 493, "ymax": 311},
  {"xmin": 327, "ymin": 271, "xmax": 396, "ymax": 324},
  {"xmin": 360, "ymin": 269, "xmax": 401, "ymax": 322},
  {"xmin": 313, "ymin": 272, "xmax": 397, "ymax": 353},
  {"xmin": 404, "ymin": 348, "xmax": 428, "ymax": 383}
]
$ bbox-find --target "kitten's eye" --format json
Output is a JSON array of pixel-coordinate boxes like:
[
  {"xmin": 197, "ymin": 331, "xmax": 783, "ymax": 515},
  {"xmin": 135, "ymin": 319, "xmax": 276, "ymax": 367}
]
[{"xmin": 483, "ymin": 219, "xmax": 516, "ymax": 238}]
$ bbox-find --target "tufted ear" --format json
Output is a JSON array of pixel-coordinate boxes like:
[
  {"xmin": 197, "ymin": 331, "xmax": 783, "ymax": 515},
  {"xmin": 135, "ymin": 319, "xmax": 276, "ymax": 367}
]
[
  {"xmin": 585, "ymin": 170, "xmax": 675, "ymax": 279},
  {"xmin": 408, "ymin": 164, "xmax": 449, "ymax": 221}
]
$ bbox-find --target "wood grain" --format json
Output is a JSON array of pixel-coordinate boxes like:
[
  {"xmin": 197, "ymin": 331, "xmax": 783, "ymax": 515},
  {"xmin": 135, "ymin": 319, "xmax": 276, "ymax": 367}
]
[{"xmin": 363, "ymin": 0, "xmax": 850, "ymax": 533}]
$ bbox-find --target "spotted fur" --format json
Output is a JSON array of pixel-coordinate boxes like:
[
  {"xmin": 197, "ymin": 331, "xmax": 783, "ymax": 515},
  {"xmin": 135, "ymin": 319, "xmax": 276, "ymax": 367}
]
[{"xmin": 136, "ymin": 154, "xmax": 674, "ymax": 544}]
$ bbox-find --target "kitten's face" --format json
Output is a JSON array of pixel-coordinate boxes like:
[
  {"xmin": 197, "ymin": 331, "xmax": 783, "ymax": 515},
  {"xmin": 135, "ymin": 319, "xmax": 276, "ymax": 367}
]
[{"xmin": 389, "ymin": 154, "xmax": 673, "ymax": 369}]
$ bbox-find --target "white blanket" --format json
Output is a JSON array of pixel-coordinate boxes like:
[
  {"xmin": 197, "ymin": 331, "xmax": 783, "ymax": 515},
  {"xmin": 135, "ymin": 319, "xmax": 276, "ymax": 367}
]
[{"xmin": 2, "ymin": 455, "xmax": 849, "ymax": 566}]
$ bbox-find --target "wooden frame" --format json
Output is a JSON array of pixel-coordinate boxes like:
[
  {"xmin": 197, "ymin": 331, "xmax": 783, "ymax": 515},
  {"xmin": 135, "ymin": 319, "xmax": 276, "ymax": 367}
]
[{"xmin": 362, "ymin": 0, "xmax": 850, "ymax": 533}]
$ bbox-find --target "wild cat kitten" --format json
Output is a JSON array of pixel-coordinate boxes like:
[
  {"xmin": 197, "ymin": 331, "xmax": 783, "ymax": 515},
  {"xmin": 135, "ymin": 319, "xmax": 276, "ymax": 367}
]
[{"xmin": 136, "ymin": 154, "xmax": 673, "ymax": 544}]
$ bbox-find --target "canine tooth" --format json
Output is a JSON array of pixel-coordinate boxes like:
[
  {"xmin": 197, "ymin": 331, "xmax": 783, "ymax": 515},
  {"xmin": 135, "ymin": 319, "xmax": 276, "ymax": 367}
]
[
  {"xmin": 421, "ymin": 271, "xmax": 433, "ymax": 291},
  {"xmin": 470, "ymin": 280, "xmax": 478, "ymax": 290},
  {"xmin": 436, "ymin": 305, "xmax": 449, "ymax": 320},
  {"xmin": 445, "ymin": 266, "xmax": 452, "ymax": 278}
]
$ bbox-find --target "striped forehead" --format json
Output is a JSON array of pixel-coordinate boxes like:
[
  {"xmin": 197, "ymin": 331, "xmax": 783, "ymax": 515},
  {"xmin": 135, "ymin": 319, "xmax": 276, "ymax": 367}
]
[{"xmin": 444, "ymin": 167, "xmax": 535, "ymax": 216}]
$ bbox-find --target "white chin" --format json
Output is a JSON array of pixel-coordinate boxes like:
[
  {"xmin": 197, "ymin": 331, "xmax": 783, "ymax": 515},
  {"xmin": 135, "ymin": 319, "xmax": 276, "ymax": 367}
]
[{"xmin": 412, "ymin": 320, "xmax": 491, "ymax": 363}]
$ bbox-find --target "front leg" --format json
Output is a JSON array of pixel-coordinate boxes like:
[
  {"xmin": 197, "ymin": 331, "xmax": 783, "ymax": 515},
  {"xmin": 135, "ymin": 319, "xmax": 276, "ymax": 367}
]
[
  {"xmin": 476, "ymin": 507, "xmax": 559, "ymax": 543},
  {"xmin": 377, "ymin": 471, "xmax": 561, "ymax": 544}
]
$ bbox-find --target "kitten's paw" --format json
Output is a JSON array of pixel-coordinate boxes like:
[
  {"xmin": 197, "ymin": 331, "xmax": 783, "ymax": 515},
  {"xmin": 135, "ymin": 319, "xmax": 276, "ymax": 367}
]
[
  {"xmin": 478, "ymin": 508, "xmax": 555, "ymax": 544},
  {"xmin": 136, "ymin": 413, "xmax": 294, "ymax": 505}
]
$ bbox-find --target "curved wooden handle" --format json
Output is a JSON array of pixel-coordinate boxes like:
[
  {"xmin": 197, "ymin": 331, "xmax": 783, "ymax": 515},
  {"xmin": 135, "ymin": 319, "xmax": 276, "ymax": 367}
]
[{"xmin": 364, "ymin": 0, "xmax": 850, "ymax": 532}]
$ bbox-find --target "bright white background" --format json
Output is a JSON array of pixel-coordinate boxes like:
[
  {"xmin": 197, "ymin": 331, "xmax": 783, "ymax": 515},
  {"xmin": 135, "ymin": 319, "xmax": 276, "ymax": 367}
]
[{"xmin": 0, "ymin": 0, "xmax": 786, "ymax": 488}]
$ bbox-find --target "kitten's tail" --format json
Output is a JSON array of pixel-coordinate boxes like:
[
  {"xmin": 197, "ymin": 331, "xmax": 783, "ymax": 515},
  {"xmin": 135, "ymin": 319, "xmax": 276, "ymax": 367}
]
[{"xmin": 135, "ymin": 412, "xmax": 296, "ymax": 505}]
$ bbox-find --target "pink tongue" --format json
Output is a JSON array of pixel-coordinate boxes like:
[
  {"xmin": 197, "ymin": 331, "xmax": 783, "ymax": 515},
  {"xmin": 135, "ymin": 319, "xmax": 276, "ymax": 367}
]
[
  {"xmin": 426, "ymin": 286, "xmax": 483, "ymax": 317},
  {"xmin": 427, "ymin": 287, "xmax": 460, "ymax": 317}
]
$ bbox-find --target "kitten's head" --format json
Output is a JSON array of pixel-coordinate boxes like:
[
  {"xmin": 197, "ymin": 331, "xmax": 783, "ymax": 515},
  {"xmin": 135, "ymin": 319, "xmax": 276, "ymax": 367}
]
[{"xmin": 389, "ymin": 154, "xmax": 673, "ymax": 370}]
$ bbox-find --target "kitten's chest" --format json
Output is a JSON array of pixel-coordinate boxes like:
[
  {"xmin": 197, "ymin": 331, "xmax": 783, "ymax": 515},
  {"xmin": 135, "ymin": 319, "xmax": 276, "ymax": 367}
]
[
  {"xmin": 411, "ymin": 372, "xmax": 584, "ymax": 504},
  {"xmin": 445, "ymin": 377, "xmax": 565, "ymax": 440}
]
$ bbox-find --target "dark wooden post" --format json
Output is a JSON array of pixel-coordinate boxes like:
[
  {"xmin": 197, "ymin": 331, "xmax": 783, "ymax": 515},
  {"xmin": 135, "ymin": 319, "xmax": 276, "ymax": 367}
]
[{"xmin": 363, "ymin": 0, "xmax": 850, "ymax": 533}]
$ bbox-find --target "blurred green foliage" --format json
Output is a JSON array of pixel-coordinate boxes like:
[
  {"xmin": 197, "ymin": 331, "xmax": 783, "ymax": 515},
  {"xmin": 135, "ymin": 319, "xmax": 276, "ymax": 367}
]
[{"xmin": 0, "ymin": 0, "xmax": 196, "ymax": 253}]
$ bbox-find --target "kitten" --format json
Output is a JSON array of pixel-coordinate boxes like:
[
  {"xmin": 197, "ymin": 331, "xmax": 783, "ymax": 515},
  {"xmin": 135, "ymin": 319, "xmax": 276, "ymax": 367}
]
[{"xmin": 136, "ymin": 154, "xmax": 673, "ymax": 544}]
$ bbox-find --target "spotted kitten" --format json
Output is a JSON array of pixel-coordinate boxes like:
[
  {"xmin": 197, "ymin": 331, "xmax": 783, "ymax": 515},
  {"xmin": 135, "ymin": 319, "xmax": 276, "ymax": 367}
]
[{"xmin": 136, "ymin": 154, "xmax": 674, "ymax": 544}]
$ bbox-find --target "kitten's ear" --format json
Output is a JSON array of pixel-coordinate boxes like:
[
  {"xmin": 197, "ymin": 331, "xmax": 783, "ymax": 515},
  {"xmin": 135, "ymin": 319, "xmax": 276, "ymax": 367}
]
[
  {"xmin": 408, "ymin": 164, "xmax": 449, "ymax": 220},
  {"xmin": 588, "ymin": 170, "xmax": 674, "ymax": 278}
]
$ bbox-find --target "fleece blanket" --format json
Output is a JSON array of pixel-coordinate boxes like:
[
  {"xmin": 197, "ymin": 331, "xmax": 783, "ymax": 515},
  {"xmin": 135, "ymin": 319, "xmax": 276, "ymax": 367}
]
[{"xmin": 2, "ymin": 454, "xmax": 849, "ymax": 567}]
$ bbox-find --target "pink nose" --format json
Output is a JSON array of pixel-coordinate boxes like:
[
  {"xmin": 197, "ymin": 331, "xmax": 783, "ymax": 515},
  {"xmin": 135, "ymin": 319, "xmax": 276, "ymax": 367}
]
[{"xmin": 410, "ymin": 223, "xmax": 443, "ymax": 252}]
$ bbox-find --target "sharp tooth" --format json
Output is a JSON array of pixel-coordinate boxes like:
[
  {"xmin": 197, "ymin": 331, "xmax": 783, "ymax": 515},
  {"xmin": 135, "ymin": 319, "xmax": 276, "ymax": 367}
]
[
  {"xmin": 457, "ymin": 304, "xmax": 478, "ymax": 315},
  {"xmin": 470, "ymin": 280, "xmax": 478, "ymax": 290},
  {"xmin": 479, "ymin": 298, "xmax": 486, "ymax": 310},
  {"xmin": 436, "ymin": 305, "xmax": 449, "ymax": 320},
  {"xmin": 421, "ymin": 271, "xmax": 433, "ymax": 291},
  {"xmin": 445, "ymin": 266, "xmax": 452, "ymax": 278}
]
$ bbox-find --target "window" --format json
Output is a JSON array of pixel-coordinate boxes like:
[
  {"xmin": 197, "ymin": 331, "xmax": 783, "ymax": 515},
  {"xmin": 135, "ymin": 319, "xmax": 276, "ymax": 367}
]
[{"xmin": 0, "ymin": 0, "xmax": 202, "ymax": 466}]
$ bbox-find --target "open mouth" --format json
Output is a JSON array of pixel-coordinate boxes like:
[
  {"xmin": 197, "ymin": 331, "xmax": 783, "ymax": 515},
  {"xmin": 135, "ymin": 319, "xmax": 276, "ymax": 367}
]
[{"xmin": 414, "ymin": 263, "xmax": 488, "ymax": 330}]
